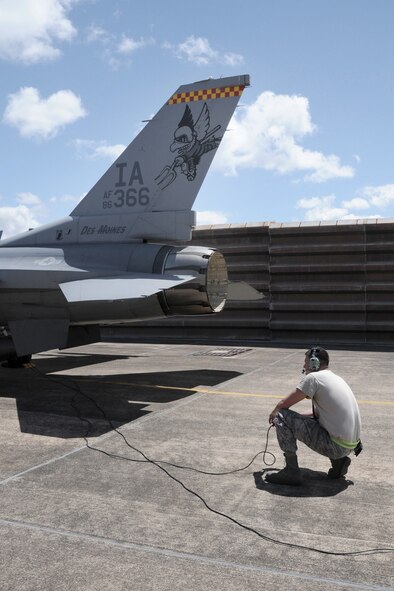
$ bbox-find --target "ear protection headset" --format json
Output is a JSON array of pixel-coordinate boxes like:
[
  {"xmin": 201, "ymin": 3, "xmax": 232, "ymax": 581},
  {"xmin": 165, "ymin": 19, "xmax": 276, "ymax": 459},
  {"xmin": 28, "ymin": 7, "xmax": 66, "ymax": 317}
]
[{"xmin": 308, "ymin": 347, "xmax": 321, "ymax": 371}]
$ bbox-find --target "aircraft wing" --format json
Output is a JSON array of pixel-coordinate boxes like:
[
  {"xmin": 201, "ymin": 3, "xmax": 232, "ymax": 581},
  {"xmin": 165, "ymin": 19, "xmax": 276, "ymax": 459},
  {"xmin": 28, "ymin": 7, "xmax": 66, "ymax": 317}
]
[{"xmin": 59, "ymin": 273, "xmax": 194, "ymax": 303}]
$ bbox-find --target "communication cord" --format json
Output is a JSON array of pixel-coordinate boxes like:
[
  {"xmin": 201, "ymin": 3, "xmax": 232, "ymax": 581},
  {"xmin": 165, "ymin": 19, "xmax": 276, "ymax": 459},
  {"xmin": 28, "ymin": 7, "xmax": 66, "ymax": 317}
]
[{"xmin": 30, "ymin": 366, "xmax": 394, "ymax": 557}]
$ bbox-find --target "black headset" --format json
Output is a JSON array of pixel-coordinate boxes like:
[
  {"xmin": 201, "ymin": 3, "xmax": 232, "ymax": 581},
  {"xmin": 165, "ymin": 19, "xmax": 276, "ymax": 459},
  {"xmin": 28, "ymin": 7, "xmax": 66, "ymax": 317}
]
[{"xmin": 308, "ymin": 347, "xmax": 321, "ymax": 371}]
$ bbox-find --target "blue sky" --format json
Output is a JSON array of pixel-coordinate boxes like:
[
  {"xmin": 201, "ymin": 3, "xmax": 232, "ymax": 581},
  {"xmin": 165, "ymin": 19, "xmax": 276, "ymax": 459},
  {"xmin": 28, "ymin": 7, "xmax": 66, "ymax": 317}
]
[{"xmin": 1, "ymin": 0, "xmax": 394, "ymax": 237}]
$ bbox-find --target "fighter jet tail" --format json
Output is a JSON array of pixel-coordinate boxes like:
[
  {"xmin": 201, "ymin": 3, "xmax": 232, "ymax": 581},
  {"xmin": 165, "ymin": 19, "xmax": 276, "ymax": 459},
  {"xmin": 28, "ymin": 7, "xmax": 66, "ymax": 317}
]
[
  {"xmin": 2, "ymin": 75, "xmax": 249, "ymax": 248},
  {"xmin": 70, "ymin": 75, "xmax": 249, "ymax": 243}
]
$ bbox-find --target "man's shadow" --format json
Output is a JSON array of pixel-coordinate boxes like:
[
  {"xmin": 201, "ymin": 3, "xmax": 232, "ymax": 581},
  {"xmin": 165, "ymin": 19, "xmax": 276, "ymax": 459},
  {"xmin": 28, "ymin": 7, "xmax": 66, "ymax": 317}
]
[{"xmin": 253, "ymin": 468, "xmax": 353, "ymax": 497}]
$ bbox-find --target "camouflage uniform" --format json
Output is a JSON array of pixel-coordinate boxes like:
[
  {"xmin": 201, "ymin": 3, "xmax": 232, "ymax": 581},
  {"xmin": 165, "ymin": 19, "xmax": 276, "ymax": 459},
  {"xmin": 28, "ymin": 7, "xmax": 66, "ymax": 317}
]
[{"xmin": 274, "ymin": 409, "xmax": 351, "ymax": 460}]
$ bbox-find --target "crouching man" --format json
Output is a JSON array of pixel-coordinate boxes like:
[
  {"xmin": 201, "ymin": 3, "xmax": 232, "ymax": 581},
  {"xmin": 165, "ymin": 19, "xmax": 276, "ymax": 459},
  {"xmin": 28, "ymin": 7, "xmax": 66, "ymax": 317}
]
[{"xmin": 266, "ymin": 347, "xmax": 362, "ymax": 486}]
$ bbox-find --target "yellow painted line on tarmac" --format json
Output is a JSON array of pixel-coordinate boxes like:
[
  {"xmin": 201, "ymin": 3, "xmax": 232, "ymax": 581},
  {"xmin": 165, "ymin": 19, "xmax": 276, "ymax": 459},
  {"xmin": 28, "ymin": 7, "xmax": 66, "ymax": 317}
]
[
  {"xmin": 160, "ymin": 385, "xmax": 282, "ymax": 399},
  {"xmin": 77, "ymin": 378, "xmax": 280, "ymax": 398},
  {"xmin": 188, "ymin": 387, "xmax": 393, "ymax": 406},
  {"xmin": 77, "ymin": 378, "xmax": 393, "ymax": 405},
  {"xmin": 160, "ymin": 385, "xmax": 394, "ymax": 405}
]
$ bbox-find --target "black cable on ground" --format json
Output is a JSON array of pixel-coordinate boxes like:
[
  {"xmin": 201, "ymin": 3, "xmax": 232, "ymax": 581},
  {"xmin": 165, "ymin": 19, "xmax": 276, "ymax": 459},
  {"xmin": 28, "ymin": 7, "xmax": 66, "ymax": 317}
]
[{"xmin": 29, "ymin": 366, "xmax": 394, "ymax": 557}]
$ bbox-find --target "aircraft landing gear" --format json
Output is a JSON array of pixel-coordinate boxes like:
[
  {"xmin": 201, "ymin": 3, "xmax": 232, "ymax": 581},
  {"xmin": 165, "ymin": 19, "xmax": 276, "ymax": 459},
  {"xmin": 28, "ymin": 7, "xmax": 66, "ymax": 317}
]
[{"xmin": 2, "ymin": 354, "xmax": 33, "ymax": 368}]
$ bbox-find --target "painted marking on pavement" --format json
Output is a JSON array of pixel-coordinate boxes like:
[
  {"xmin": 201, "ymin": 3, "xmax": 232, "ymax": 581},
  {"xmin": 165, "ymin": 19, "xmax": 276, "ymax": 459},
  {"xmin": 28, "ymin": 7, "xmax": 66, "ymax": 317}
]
[
  {"xmin": 77, "ymin": 378, "xmax": 394, "ymax": 405},
  {"xmin": 0, "ymin": 518, "xmax": 393, "ymax": 591}
]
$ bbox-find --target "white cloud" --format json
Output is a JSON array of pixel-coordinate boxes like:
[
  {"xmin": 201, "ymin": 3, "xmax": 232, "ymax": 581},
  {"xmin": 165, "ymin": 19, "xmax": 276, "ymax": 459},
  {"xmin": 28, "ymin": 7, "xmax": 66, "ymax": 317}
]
[
  {"xmin": 164, "ymin": 35, "xmax": 244, "ymax": 67},
  {"xmin": 86, "ymin": 25, "xmax": 109, "ymax": 44},
  {"xmin": 49, "ymin": 192, "xmax": 84, "ymax": 215},
  {"xmin": 295, "ymin": 189, "xmax": 388, "ymax": 222},
  {"xmin": 304, "ymin": 154, "xmax": 354, "ymax": 183},
  {"xmin": 0, "ymin": 0, "xmax": 76, "ymax": 64},
  {"xmin": 360, "ymin": 184, "xmax": 394, "ymax": 208},
  {"xmin": 223, "ymin": 52, "xmax": 245, "ymax": 66},
  {"xmin": 117, "ymin": 35, "xmax": 153, "ymax": 54},
  {"xmin": 0, "ymin": 191, "xmax": 47, "ymax": 238},
  {"xmin": 17, "ymin": 191, "xmax": 43, "ymax": 207},
  {"xmin": 0, "ymin": 205, "xmax": 40, "ymax": 238},
  {"xmin": 3, "ymin": 87, "xmax": 87, "ymax": 139},
  {"xmin": 94, "ymin": 144, "xmax": 126, "ymax": 159},
  {"xmin": 214, "ymin": 91, "xmax": 354, "ymax": 183},
  {"xmin": 74, "ymin": 139, "xmax": 126, "ymax": 160},
  {"xmin": 342, "ymin": 197, "xmax": 370, "ymax": 210},
  {"xmin": 296, "ymin": 195, "xmax": 349, "ymax": 221},
  {"xmin": 196, "ymin": 211, "xmax": 229, "ymax": 225},
  {"xmin": 168, "ymin": 36, "xmax": 216, "ymax": 65},
  {"xmin": 50, "ymin": 193, "xmax": 82, "ymax": 205},
  {"xmin": 86, "ymin": 25, "xmax": 154, "ymax": 68}
]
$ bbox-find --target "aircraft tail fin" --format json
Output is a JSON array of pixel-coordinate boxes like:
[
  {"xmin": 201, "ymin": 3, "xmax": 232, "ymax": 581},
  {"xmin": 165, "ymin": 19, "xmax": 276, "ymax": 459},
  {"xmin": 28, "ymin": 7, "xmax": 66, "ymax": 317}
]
[{"xmin": 70, "ymin": 75, "xmax": 249, "ymax": 241}]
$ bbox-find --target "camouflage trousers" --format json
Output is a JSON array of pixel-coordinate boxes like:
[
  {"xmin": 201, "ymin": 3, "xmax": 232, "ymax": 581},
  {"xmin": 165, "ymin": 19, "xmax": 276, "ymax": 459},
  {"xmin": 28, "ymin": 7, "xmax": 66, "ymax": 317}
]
[{"xmin": 273, "ymin": 409, "xmax": 350, "ymax": 460}]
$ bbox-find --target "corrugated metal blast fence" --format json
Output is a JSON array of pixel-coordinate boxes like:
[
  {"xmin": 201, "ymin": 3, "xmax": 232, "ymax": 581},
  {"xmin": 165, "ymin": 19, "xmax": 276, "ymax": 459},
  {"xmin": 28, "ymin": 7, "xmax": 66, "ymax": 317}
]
[{"xmin": 103, "ymin": 220, "xmax": 394, "ymax": 347}]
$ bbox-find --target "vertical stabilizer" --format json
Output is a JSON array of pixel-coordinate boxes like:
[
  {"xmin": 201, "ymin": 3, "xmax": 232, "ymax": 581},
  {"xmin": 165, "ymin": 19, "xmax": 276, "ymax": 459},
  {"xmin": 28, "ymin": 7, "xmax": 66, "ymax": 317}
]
[{"xmin": 70, "ymin": 75, "xmax": 249, "ymax": 241}]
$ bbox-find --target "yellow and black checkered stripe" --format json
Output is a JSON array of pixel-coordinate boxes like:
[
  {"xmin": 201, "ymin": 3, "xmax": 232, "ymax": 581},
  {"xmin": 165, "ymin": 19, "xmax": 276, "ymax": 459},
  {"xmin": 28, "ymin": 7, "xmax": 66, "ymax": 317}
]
[{"xmin": 168, "ymin": 85, "xmax": 245, "ymax": 105}]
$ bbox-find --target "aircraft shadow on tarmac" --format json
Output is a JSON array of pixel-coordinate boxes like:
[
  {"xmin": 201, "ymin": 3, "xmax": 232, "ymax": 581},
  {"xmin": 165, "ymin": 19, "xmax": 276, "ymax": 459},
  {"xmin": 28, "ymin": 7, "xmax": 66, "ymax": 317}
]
[
  {"xmin": 0, "ymin": 354, "xmax": 241, "ymax": 440},
  {"xmin": 32, "ymin": 351, "xmax": 137, "ymax": 372},
  {"xmin": 253, "ymin": 469, "xmax": 353, "ymax": 497}
]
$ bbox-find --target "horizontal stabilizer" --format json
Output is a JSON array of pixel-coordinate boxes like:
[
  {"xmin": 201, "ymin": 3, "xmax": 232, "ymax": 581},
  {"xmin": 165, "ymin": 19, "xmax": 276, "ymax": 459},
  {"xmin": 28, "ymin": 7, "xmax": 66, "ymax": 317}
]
[
  {"xmin": 59, "ymin": 274, "xmax": 194, "ymax": 303},
  {"xmin": 227, "ymin": 281, "xmax": 264, "ymax": 301}
]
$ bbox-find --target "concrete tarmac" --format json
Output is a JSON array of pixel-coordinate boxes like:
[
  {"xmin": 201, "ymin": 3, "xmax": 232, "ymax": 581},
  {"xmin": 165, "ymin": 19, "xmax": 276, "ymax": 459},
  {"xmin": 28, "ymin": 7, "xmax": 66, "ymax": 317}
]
[{"xmin": 0, "ymin": 343, "xmax": 393, "ymax": 590}]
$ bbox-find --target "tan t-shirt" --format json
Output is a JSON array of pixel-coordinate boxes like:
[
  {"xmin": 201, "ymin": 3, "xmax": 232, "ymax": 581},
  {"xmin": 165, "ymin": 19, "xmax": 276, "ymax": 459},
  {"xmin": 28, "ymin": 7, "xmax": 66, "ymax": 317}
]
[{"xmin": 298, "ymin": 369, "xmax": 361, "ymax": 446}]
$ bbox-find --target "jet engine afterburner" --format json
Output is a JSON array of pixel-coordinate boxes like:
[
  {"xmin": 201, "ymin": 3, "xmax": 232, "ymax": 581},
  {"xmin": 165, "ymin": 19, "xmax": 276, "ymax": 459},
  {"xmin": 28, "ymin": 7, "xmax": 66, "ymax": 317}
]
[{"xmin": 157, "ymin": 245, "xmax": 228, "ymax": 315}]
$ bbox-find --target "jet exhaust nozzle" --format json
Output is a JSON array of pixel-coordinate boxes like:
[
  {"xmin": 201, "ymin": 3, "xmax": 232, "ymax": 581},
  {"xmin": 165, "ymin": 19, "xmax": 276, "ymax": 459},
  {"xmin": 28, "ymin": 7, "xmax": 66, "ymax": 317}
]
[{"xmin": 160, "ymin": 246, "xmax": 228, "ymax": 315}]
